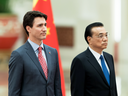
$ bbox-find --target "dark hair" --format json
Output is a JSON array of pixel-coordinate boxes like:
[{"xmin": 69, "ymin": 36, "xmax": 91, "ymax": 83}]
[
  {"xmin": 23, "ymin": 11, "xmax": 47, "ymax": 36},
  {"xmin": 84, "ymin": 22, "xmax": 104, "ymax": 44}
]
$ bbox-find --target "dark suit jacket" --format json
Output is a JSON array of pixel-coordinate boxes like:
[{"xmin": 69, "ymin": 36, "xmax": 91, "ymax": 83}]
[
  {"xmin": 70, "ymin": 48, "xmax": 117, "ymax": 96},
  {"xmin": 9, "ymin": 41, "xmax": 62, "ymax": 96}
]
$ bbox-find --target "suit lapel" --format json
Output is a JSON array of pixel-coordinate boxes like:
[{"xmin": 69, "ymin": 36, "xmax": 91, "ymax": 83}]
[
  {"xmin": 25, "ymin": 41, "xmax": 47, "ymax": 80},
  {"xmin": 103, "ymin": 52, "xmax": 113, "ymax": 87},
  {"xmin": 86, "ymin": 48, "xmax": 109, "ymax": 86}
]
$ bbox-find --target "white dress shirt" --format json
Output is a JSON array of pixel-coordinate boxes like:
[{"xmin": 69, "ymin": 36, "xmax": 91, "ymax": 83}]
[
  {"xmin": 89, "ymin": 47, "xmax": 110, "ymax": 73},
  {"xmin": 28, "ymin": 39, "xmax": 47, "ymax": 65}
]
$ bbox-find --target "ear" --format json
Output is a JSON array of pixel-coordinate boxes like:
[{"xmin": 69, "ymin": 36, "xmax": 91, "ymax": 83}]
[
  {"xmin": 87, "ymin": 36, "xmax": 92, "ymax": 44},
  {"xmin": 26, "ymin": 26, "xmax": 31, "ymax": 33}
]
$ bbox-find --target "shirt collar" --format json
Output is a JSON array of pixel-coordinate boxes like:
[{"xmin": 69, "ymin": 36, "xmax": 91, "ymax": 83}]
[
  {"xmin": 28, "ymin": 38, "xmax": 44, "ymax": 52},
  {"xmin": 89, "ymin": 46, "xmax": 103, "ymax": 61}
]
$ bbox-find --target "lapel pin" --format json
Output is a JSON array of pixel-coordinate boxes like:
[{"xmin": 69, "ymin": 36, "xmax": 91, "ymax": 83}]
[{"xmin": 49, "ymin": 52, "xmax": 51, "ymax": 54}]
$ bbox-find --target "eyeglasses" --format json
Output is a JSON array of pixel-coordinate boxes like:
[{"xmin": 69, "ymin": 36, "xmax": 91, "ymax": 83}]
[{"xmin": 95, "ymin": 32, "xmax": 109, "ymax": 39}]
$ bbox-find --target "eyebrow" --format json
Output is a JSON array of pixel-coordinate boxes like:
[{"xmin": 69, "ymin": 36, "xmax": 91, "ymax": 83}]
[
  {"xmin": 99, "ymin": 32, "xmax": 108, "ymax": 34},
  {"xmin": 37, "ymin": 22, "xmax": 47, "ymax": 26}
]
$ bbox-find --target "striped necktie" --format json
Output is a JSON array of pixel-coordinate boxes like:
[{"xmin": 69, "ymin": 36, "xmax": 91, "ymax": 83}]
[{"xmin": 38, "ymin": 47, "xmax": 48, "ymax": 79}]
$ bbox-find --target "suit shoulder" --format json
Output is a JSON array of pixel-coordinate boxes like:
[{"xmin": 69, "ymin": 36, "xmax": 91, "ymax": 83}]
[
  {"xmin": 73, "ymin": 50, "xmax": 87, "ymax": 60},
  {"xmin": 103, "ymin": 51, "xmax": 113, "ymax": 57},
  {"xmin": 44, "ymin": 44, "xmax": 54, "ymax": 49},
  {"xmin": 11, "ymin": 42, "xmax": 27, "ymax": 55},
  {"xmin": 15, "ymin": 44, "xmax": 26, "ymax": 52},
  {"xmin": 44, "ymin": 44, "xmax": 56, "ymax": 51}
]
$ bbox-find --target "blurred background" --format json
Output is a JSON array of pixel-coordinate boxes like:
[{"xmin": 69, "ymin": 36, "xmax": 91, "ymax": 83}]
[{"xmin": 0, "ymin": 0, "xmax": 128, "ymax": 96}]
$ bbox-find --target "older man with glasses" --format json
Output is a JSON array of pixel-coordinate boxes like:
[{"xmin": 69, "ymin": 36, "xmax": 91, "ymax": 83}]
[{"xmin": 70, "ymin": 22, "xmax": 118, "ymax": 96}]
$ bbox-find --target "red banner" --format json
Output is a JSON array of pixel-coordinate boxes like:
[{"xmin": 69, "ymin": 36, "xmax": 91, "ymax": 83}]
[{"xmin": 33, "ymin": 0, "xmax": 65, "ymax": 96}]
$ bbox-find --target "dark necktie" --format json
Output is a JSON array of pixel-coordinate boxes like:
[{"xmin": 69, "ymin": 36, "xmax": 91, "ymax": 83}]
[
  {"xmin": 38, "ymin": 47, "xmax": 48, "ymax": 79},
  {"xmin": 100, "ymin": 55, "xmax": 110, "ymax": 85}
]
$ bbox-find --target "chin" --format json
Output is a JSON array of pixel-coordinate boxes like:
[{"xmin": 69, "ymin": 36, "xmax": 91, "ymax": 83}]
[
  {"xmin": 103, "ymin": 46, "xmax": 107, "ymax": 49},
  {"xmin": 42, "ymin": 36, "xmax": 46, "ymax": 40},
  {"xmin": 42, "ymin": 38, "xmax": 46, "ymax": 40}
]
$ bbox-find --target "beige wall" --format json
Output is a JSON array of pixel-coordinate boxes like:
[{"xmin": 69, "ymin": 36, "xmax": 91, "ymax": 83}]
[{"xmin": 51, "ymin": 0, "xmax": 114, "ymax": 69}]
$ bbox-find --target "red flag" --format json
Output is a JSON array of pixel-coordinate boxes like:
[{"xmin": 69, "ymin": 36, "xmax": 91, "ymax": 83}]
[{"xmin": 33, "ymin": 0, "xmax": 66, "ymax": 96}]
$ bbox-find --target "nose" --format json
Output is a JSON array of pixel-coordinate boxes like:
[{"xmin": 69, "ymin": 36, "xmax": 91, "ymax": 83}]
[
  {"xmin": 42, "ymin": 25, "xmax": 47, "ymax": 31},
  {"xmin": 102, "ymin": 36, "xmax": 108, "ymax": 41}
]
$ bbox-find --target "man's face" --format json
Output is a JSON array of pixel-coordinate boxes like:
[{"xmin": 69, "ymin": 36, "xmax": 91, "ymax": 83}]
[
  {"xmin": 27, "ymin": 17, "xmax": 47, "ymax": 43},
  {"xmin": 88, "ymin": 26, "xmax": 108, "ymax": 53}
]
